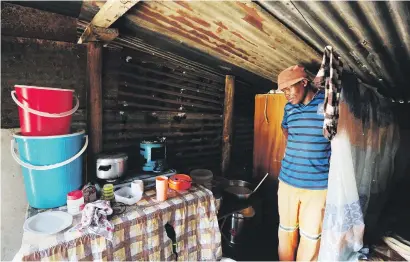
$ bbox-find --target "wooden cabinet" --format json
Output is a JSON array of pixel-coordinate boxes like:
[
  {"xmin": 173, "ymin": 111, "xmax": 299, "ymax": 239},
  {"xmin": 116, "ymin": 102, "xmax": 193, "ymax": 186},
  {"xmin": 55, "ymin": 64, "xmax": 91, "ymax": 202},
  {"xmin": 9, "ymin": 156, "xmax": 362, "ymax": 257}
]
[{"xmin": 253, "ymin": 93, "xmax": 287, "ymax": 181}]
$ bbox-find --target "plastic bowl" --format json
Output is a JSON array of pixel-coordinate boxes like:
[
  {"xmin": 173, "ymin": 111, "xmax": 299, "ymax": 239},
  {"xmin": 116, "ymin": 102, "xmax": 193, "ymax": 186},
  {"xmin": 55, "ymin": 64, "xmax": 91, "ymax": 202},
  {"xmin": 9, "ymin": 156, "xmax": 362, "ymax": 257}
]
[{"xmin": 114, "ymin": 187, "xmax": 143, "ymax": 205}]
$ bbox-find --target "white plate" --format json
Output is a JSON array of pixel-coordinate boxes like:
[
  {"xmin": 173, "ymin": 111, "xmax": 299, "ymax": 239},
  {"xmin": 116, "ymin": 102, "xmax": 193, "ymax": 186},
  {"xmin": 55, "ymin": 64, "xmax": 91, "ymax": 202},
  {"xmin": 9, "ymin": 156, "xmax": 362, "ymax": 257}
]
[{"xmin": 23, "ymin": 211, "xmax": 73, "ymax": 235}]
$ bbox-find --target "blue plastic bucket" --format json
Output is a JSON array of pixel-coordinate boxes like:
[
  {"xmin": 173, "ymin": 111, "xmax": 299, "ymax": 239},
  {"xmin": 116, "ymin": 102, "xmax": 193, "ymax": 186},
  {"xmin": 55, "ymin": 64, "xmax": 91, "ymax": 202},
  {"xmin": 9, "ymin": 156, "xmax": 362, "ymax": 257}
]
[{"xmin": 11, "ymin": 130, "xmax": 88, "ymax": 208}]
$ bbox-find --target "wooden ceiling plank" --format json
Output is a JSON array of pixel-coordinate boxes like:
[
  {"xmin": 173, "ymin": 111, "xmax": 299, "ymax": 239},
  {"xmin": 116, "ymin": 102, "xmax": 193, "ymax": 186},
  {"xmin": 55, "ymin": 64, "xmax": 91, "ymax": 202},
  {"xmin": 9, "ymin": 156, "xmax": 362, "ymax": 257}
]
[{"xmin": 78, "ymin": 0, "xmax": 139, "ymax": 44}]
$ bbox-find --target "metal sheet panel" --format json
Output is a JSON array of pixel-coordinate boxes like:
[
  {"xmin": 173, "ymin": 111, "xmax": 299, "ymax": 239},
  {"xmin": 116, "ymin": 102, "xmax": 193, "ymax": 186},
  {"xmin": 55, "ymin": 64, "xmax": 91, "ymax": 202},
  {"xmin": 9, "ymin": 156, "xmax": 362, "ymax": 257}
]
[
  {"xmin": 101, "ymin": 49, "xmax": 263, "ymax": 176},
  {"xmin": 101, "ymin": 48, "xmax": 225, "ymax": 174},
  {"xmin": 125, "ymin": 1, "xmax": 321, "ymax": 80},
  {"xmin": 80, "ymin": 0, "xmax": 321, "ymax": 81},
  {"xmin": 259, "ymin": 1, "xmax": 410, "ymax": 99}
]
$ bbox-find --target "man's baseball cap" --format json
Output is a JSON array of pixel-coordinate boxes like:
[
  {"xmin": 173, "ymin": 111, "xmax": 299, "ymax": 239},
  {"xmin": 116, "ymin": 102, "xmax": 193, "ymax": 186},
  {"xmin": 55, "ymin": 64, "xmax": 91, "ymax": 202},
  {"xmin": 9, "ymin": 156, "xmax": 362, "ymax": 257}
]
[{"xmin": 277, "ymin": 65, "xmax": 308, "ymax": 90}]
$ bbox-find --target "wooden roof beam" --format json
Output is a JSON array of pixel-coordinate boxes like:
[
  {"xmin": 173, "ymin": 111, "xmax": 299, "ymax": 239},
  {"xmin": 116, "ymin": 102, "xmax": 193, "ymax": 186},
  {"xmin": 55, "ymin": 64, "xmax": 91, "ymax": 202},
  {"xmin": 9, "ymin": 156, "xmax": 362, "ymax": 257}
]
[{"xmin": 78, "ymin": 0, "xmax": 139, "ymax": 44}]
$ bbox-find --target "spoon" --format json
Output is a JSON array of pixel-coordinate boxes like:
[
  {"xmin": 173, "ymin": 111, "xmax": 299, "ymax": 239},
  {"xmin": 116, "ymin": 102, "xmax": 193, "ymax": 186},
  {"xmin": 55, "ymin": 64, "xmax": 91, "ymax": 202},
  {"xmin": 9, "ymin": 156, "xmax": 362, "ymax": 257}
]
[{"xmin": 250, "ymin": 173, "xmax": 269, "ymax": 195}]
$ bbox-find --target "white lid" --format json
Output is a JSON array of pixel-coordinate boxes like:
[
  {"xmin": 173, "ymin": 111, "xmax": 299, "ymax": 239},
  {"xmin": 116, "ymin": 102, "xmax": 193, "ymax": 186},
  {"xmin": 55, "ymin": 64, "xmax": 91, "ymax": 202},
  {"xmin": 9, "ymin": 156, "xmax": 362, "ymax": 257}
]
[{"xmin": 97, "ymin": 153, "xmax": 128, "ymax": 163}]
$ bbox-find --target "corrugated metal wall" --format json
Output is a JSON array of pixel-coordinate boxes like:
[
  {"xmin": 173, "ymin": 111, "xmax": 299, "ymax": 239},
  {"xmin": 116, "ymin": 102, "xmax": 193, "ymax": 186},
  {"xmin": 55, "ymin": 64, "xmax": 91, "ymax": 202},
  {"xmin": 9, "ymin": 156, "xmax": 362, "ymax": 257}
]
[
  {"xmin": 100, "ymin": 46, "xmax": 265, "ymax": 177},
  {"xmin": 101, "ymin": 48, "xmax": 226, "ymax": 175}
]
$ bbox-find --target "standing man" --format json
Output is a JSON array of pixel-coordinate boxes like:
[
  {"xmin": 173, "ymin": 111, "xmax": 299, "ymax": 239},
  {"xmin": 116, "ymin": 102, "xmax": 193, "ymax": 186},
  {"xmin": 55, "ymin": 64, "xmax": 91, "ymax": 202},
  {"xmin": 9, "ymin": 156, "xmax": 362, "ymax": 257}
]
[{"xmin": 277, "ymin": 65, "xmax": 330, "ymax": 261}]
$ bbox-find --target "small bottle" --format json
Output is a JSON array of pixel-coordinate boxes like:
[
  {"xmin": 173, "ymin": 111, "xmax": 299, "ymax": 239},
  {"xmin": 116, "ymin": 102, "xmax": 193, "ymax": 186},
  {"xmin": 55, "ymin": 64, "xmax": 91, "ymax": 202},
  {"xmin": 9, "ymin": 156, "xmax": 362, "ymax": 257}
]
[{"xmin": 67, "ymin": 190, "xmax": 85, "ymax": 215}]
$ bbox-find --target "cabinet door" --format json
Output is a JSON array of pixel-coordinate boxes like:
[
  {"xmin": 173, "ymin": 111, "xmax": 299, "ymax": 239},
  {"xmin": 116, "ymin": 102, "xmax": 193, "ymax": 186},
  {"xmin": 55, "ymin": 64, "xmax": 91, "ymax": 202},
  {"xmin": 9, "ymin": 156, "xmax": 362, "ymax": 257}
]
[{"xmin": 253, "ymin": 94, "xmax": 287, "ymax": 181}]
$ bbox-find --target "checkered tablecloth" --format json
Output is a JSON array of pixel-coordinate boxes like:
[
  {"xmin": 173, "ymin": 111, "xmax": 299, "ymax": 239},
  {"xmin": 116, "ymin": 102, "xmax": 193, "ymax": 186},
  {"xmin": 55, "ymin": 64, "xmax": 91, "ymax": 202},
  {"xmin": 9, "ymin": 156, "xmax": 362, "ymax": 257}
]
[{"xmin": 14, "ymin": 186, "xmax": 222, "ymax": 261}]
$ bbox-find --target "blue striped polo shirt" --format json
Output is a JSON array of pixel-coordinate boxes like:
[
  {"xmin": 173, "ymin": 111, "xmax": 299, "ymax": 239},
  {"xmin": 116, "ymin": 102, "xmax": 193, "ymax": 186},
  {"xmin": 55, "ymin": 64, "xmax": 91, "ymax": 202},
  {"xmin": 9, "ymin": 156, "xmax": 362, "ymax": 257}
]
[{"xmin": 279, "ymin": 90, "xmax": 330, "ymax": 190}]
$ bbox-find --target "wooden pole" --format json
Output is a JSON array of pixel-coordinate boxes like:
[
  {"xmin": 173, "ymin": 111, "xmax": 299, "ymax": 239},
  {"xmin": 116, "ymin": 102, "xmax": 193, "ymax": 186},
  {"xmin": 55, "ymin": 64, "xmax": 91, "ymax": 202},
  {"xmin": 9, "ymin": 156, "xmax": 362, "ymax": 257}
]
[
  {"xmin": 222, "ymin": 75, "xmax": 235, "ymax": 177},
  {"xmin": 87, "ymin": 42, "xmax": 103, "ymax": 181}
]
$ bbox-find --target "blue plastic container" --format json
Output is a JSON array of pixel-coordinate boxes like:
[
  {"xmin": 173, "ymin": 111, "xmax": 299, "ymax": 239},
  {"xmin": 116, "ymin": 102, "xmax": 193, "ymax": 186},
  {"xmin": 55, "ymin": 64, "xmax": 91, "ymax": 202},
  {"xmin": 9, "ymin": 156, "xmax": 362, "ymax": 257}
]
[{"xmin": 12, "ymin": 130, "xmax": 88, "ymax": 208}]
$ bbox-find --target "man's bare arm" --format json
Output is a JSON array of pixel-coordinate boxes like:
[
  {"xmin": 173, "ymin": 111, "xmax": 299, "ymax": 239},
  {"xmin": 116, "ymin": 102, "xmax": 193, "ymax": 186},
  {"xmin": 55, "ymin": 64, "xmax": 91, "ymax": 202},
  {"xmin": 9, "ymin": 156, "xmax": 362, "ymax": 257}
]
[{"xmin": 282, "ymin": 127, "xmax": 288, "ymax": 140}]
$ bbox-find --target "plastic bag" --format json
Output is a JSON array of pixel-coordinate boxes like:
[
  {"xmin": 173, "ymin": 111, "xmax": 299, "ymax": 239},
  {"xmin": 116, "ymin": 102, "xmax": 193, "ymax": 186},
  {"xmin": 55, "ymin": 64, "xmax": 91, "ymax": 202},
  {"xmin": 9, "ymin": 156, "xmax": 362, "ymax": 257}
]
[
  {"xmin": 318, "ymin": 131, "xmax": 365, "ymax": 261},
  {"xmin": 319, "ymin": 85, "xmax": 400, "ymax": 261}
]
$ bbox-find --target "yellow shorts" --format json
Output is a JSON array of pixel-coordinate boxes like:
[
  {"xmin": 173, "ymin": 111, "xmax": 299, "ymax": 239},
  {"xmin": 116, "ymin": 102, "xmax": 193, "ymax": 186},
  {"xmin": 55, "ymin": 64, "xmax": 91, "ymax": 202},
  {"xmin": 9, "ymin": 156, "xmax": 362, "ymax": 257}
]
[{"xmin": 277, "ymin": 181, "xmax": 327, "ymax": 261}]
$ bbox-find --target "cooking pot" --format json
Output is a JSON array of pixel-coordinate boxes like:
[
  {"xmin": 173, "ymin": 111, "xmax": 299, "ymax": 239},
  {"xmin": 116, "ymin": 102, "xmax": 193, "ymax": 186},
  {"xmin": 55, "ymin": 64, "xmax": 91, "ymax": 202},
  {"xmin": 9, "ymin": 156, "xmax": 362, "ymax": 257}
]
[
  {"xmin": 96, "ymin": 153, "xmax": 128, "ymax": 181},
  {"xmin": 168, "ymin": 174, "xmax": 192, "ymax": 191}
]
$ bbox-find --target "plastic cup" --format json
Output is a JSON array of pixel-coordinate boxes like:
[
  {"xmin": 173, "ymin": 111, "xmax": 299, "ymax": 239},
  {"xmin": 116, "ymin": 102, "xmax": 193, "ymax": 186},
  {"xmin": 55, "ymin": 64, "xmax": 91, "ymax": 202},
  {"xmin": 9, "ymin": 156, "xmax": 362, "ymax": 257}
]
[
  {"xmin": 131, "ymin": 180, "xmax": 144, "ymax": 194},
  {"xmin": 156, "ymin": 176, "xmax": 168, "ymax": 201}
]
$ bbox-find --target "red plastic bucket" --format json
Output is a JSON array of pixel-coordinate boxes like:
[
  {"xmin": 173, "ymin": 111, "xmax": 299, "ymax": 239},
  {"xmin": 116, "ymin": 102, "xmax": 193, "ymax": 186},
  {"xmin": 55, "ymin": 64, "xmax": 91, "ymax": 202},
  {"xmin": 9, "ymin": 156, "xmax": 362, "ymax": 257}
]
[{"xmin": 12, "ymin": 85, "xmax": 79, "ymax": 136}]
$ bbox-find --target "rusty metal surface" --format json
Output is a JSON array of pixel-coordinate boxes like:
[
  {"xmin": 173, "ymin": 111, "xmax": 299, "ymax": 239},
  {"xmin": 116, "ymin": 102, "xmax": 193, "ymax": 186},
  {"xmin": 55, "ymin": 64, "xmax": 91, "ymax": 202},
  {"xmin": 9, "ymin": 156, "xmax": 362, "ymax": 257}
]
[
  {"xmin": 79, "ymin": 0, "xmax": 321, "ymax": 82},
  {"xmin": 124, "ymin": 1, "xmax": 321, "ymax": 80},
  {"xmin": 259, "ymin": 1, "xmax": 410, "ymax": 99},
  {"xmin": 79, "ymin": 8, "xmax": 265, "ymax": 175},
  {"xmin": 76, "ymin": 2, "xmax": 275, "ymax": 90},
  {"xmin": 76, "ymin": 1, "xmax": 273, "ymax": 175},
  {"xmin": 80, "ymin": 0, "xmax": 409, "ymax": 99}
]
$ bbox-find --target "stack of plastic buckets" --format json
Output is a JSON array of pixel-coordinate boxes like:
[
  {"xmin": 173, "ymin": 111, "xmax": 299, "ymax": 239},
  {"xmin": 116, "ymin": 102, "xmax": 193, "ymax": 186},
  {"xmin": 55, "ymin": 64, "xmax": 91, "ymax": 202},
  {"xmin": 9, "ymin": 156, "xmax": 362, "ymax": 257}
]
[{"xmin": 11, "ymin": 85, "xmax": 88, "ymax": 209}]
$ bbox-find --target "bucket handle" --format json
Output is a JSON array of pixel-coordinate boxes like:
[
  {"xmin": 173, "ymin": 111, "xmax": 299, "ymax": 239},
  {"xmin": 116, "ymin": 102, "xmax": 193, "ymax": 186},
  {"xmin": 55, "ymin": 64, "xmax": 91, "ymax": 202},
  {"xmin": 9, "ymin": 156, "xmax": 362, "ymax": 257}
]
[
  {"xmin": 11, "ymin": 135, "xmax": 88, "ymax": 171},
  {"xmin": 11, "ymin": 90, "xmax": 79, "ymax": 118}
]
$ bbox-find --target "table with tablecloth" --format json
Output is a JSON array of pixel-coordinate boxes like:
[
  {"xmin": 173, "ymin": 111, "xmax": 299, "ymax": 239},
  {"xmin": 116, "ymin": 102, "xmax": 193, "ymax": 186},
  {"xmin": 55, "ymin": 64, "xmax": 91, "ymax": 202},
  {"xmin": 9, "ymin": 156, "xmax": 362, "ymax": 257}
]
[{"xmin": 13, "ymin": 185, "xmax": 222, "ymax": 261}]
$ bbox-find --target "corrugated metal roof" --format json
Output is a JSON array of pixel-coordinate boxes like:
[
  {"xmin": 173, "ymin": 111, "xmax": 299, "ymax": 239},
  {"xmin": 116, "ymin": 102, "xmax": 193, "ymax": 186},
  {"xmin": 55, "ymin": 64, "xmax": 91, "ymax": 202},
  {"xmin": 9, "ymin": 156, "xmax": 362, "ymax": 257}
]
[
  {"xmin": 77, "ymin": 17, "xmax": 272, "ymax": 93},
  {"xmin": 258, "ymin": 1, "xmax": 410, "ymax": 99},
  {"xmin": 80, "ymin": 1, "xmax": 321, "ymax": 81},
  {"xmin": 124, "ymin": 1, "xmax": 321, "ymax": 80}
]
